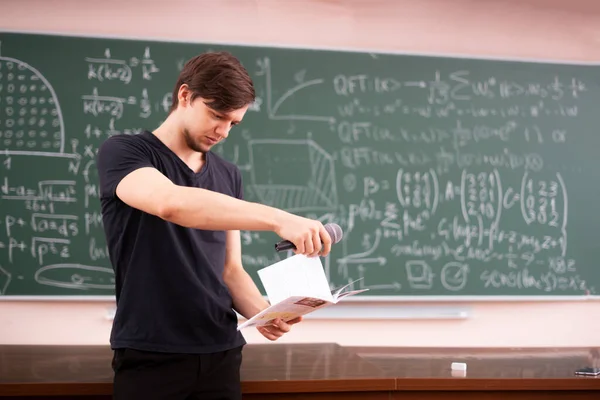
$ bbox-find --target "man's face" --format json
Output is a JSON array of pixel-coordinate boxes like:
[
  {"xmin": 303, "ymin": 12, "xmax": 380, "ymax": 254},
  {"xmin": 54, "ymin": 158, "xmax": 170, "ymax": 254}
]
[{"xmin": 181, "ymin": 95, "xmax": 248, "ymax": 153}]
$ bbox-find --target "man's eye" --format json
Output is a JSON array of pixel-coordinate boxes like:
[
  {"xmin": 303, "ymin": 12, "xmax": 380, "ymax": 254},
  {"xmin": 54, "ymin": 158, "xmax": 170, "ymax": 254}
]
[{"xmin": 213, "ymin": 113, "xmax": 222, "ymax": 120}]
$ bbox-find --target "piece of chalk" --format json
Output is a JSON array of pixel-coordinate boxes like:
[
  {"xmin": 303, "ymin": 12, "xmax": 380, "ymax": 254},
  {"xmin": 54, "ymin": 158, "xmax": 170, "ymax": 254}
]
[{"xmin": 451, "ymin": 362, "xmax": 467, "ymax": 371}]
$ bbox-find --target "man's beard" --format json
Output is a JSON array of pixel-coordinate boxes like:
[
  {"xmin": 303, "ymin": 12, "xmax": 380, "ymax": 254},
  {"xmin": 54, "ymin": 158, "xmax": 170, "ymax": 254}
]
[{"xmin": 183, "ymin": 128, "xmax": 207, "ymax": 153}]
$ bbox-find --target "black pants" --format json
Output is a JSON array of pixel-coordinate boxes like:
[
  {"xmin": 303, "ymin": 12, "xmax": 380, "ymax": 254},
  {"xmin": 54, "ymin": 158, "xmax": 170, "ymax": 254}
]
[{"xmin": 111, "ymin": 346, "xmax": 243, "ymax": 400}]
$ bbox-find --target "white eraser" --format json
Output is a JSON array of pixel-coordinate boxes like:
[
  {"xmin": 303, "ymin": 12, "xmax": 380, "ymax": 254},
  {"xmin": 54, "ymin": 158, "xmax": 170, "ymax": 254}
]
[{"xmin": 451, "ymin": 362, "xmax": 467, "ymax": 371}]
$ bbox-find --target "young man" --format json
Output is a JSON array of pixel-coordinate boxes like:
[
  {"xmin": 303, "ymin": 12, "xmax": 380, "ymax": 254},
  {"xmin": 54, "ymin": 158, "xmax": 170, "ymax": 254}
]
[{"xmin": 96, "ymin": 51, "xmax": 332, "ymax": 400}]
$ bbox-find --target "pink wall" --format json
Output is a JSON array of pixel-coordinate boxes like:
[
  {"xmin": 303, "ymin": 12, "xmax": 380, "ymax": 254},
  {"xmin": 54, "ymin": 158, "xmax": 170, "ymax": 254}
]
[{"xmin": 1, "ymin": 0, "xmax": 599, "ymax": 347}]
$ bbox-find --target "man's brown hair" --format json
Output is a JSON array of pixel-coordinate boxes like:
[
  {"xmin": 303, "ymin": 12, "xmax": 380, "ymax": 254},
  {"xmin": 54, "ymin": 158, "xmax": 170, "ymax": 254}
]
[{"xmin": 170, "ymin": 51, "xmax": 255, "ymax": 113}]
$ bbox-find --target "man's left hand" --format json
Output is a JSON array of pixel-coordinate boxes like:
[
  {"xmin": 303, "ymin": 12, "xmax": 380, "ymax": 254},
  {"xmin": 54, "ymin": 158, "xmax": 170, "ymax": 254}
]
[{"xmin": 257, "ymin": 316, "xmax": 303, "ymax": 341}]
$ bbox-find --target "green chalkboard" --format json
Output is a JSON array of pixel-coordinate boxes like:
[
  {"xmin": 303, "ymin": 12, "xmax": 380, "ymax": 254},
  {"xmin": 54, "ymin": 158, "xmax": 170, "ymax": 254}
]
[{"xmin": 0, "ymin": 31, "xmax": 599, "ymax": 299}]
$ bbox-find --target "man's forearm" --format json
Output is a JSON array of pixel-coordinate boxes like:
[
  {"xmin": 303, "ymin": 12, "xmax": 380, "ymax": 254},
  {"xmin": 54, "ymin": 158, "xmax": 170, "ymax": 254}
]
[
  {"xmin": 224, "ymin": 266, "xmax": 270, "ymax": 320},
  {"xmin": 116, "ymin": 167, "xmax": 286, "ymax": 232},
  {"xmin": 164, "ymin": 185, "xmax": 284, "ymax": 232},
  {"xmin": 115, "ymin": 168, "xmax": 329, "ymax": 257}
]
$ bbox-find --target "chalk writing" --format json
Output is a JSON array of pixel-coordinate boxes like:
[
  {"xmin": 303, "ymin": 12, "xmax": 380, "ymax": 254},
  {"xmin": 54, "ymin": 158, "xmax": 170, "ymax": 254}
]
[{"xmin": 0, "ymin": 34, "xmax": 597, "ymax": 298}]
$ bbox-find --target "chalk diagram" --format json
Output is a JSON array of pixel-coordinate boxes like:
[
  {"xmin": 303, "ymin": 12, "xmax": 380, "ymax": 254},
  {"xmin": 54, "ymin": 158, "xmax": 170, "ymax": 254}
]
[
  {"xmin": 0, "ymin": 52, "xmax": 113, "ymax": 294},
  {"xmin": 240, "ymin": 58, "xmax": 340, "ymax": 213},
  {"xmin": 248, "ymin": 139, "xmax": 338, "ymax": 213},
  {"xmin": 441, "ymin": 262, "xmax": 469, "ymax": 291},
  {"xmin": 34, "ymin": 263, "xmax": 115, "ymax": 290},
  {"xmin": 405, "ymin": 260, "xmax": 469, "ymax": 291},
  {"xmin": 0, "ymin": 56, "xmax": 66, "ymax": 156},
  {"xmin": 406, "ymin": 260, "xmax": 435, "ymax": 290},
  {"xmin": 258, "ymin": 56, "xmax": 336, "ymax": 124}
]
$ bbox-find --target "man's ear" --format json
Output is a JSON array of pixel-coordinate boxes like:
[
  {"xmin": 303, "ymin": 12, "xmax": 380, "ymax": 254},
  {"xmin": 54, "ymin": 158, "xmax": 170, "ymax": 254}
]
[{"xmin": 178, "ymin": 84, "xmax": 191, "ymax": 107}]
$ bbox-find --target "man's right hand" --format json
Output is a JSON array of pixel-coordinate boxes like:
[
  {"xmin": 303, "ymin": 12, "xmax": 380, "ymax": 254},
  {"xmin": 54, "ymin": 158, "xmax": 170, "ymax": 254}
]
[{"xmin": 274, "ymin": 212, "xmax": 332, "ymax": 257}]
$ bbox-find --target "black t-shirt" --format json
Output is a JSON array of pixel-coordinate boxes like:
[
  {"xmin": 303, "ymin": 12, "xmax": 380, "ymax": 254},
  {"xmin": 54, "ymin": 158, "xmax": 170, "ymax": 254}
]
[{"xmin": 96, "ymin": 131, "xmax": 246, "ymax": 354}]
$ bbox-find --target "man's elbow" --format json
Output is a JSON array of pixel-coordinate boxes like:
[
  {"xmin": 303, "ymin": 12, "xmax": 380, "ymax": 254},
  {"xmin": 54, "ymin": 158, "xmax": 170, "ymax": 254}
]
[
  {"xmin": 154, "ymin": 191, "xmax": 203, "ymax": 228},
  {"xmin": 156, "ymin": 203, "xmax": 176, "ymax": 221},
  {"xmin": 223, "ymin": 262, "xmax": 244, "ymax": 284}
]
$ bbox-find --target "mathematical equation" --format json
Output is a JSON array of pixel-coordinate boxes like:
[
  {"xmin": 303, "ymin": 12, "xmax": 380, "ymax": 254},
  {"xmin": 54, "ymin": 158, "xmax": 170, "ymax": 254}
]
[
  {"xmin": 333, "ymin": 71, "xmax": 587, "ymax": 101},
  {"xmin": 325, "ymin": 68, "xmax": 588, "ymax": 294},
  {"xmin": 0, "ymin": 45, "xmax": 596, "ymax": 297},
  {"xmin": 85, "ymin": 47, "xmax": 160, "ymax": 84}
]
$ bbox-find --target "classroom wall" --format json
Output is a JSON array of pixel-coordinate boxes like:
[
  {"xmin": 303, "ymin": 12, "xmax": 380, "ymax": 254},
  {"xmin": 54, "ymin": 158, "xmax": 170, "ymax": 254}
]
[{"xmin": 1, "ymin": 0, "xmax": 599, "ymax": 347}]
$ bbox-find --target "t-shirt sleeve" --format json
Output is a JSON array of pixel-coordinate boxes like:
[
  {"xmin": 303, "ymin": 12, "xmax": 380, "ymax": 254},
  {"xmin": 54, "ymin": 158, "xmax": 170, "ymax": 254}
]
[{"xmin": 96, "ymin": 135, "xmax": 154, "ymax": 199}]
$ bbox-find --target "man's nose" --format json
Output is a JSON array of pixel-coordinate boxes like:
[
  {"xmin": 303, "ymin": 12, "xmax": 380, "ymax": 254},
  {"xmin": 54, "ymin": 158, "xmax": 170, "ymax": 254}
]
[{"xmin": 215, "ymin": 123, "xmax": 231, "ymax": 138}]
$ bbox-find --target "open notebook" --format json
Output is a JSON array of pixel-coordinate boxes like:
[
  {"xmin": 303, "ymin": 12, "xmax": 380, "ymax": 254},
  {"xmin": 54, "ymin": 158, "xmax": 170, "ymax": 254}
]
[{"xmin": 237, "ymin": 254, "xmax": 368, "ymax": 330}]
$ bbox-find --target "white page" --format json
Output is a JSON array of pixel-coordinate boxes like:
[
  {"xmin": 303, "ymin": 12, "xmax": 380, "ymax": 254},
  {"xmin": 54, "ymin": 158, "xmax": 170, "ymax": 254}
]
[
  {"xmin": 237, "ymin": 295, "xmax": 331, "ymax": 330},
  {"xmin": 257, "ymin": 254, "xmax": 333, "ymax": 305}
]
